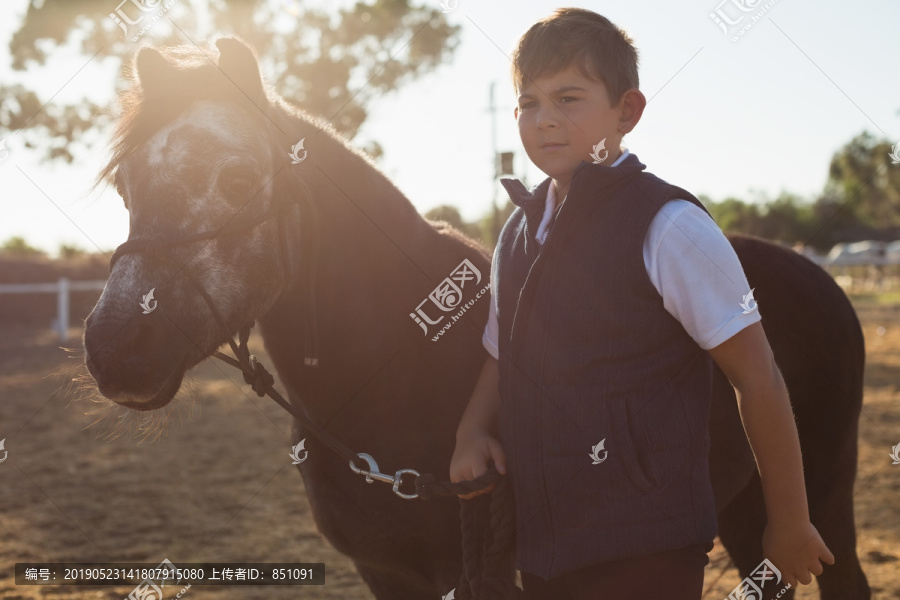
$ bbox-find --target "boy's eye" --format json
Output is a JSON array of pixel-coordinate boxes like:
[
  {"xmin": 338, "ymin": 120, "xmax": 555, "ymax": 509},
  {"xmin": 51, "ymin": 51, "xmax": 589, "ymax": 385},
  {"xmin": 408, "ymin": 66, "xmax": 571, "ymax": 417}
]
[
  {"xmin": 519, "ymin": 101, "xmax": 536, "ymax": 110},
  {"xmin": 560, "ymin": 96, "xmax": 579, "ymax": 103}
]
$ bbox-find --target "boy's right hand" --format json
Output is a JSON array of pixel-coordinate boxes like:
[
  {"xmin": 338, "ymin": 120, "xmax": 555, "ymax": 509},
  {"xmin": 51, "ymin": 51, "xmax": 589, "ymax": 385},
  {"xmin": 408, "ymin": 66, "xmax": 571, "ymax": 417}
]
[{"xmin": 450, "ymin": 430, "xmax": 507, "ymax": 500}]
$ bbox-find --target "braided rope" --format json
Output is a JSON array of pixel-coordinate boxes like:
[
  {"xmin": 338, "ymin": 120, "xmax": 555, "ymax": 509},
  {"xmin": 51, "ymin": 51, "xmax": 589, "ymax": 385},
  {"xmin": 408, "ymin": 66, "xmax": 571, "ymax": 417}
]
[
  {"xmin": 215, "ymin": 326, "xmax": 521, "ymax": 598},
  {"xmin": 416, "ymin": 469, "xmax": 522, "ymax": 600}
]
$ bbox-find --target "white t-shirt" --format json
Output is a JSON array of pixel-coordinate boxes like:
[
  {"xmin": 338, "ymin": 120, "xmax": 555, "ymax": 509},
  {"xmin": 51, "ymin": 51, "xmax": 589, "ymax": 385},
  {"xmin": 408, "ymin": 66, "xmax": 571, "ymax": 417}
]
[{"xmin": 483, "ymin": 149, "xmax": 761, "ymax": 358}]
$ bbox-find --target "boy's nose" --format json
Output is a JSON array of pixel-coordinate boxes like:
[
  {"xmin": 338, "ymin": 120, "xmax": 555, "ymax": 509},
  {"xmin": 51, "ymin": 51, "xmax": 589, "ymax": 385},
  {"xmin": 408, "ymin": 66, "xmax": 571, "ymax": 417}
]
[{"xmin": 537, "ymin": 108, "xmax": 559, "ymax": 128}]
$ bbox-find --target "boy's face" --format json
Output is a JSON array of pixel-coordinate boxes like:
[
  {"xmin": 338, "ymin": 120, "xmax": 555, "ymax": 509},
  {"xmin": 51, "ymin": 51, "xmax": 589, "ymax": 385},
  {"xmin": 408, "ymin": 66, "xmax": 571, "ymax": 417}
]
[{"xmin": 515, "ymin": 65, "xmax": 643, "ymax": 191}]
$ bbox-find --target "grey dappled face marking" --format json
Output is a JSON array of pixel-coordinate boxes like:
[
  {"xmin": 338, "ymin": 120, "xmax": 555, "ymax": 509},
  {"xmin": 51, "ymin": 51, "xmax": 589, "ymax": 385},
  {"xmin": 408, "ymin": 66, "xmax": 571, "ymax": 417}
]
[
  {"xmin": 94, "ymin": 100, "xmax": 281, "ymax": 407},
  {"xmin": 109, "ymin": 100, "xmax": 273, "ymax": 319}
]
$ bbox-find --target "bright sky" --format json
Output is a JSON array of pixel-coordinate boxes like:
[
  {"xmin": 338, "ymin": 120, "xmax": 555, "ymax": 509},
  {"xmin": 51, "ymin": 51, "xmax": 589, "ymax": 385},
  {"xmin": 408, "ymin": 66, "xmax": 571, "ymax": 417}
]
[{"xmin": 0, "ymin": 0, "xmax": 897, "ymax": 256}]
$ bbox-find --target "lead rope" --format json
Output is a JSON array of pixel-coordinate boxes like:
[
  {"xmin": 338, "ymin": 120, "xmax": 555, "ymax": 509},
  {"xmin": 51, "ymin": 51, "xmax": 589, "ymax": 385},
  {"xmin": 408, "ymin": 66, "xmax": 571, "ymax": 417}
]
[{"xmin": 189, "ymin": 280, "xmax": 521, "ymax": 599}]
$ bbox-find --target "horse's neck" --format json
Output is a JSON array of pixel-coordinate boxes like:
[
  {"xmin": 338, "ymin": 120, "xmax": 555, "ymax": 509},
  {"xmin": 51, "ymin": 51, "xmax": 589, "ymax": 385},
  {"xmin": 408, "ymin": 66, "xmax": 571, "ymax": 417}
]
[
  {"xmin": 259, "ymin": 132, "xmax": 428, "ymax": 402},
  {"xmin": 298, "ymin": 132, "xmax": 426, "ymax": 305}
]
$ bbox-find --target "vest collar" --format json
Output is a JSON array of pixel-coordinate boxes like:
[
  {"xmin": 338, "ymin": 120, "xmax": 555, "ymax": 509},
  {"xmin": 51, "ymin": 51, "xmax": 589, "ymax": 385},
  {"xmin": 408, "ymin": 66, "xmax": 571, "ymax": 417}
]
[{"xmin": 499, "ymin": 152, "xmax": 646, "ymax": 246}]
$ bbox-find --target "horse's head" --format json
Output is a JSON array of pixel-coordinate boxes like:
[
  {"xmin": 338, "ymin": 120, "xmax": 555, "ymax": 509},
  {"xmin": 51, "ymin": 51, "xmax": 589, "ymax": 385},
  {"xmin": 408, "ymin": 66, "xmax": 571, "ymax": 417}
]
[{"xmin": 84, "ymin": 38, "xmax": 310, "ymax": 412}]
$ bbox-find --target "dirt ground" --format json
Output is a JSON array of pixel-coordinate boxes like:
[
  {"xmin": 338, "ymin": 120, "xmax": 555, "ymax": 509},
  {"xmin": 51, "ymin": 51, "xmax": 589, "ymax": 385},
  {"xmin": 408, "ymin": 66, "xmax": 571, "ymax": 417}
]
[{"xmin": 0, "ymin": 296, "xmax": 898, "ymax": 599}]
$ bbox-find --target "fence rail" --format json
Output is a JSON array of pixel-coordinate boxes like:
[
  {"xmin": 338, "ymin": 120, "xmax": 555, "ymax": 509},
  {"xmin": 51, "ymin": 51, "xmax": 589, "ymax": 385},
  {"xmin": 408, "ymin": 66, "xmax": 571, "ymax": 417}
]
[
  {"xmin": 1, "ymin": 261, "xmax": 898, "ymax": 343},
  {"xmin": 0, "ymin": 278, "xmax": 107, "ymax": 341}
]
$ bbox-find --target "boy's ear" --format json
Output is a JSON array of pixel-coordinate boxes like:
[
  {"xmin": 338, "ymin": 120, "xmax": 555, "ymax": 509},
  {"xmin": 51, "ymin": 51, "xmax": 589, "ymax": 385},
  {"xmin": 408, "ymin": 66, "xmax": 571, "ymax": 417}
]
[
  {"xmin": 618, "ymin": 89, "xmax": 646, "ymax": 135},
  {"xmin": 514, "ymin": 107, "xmax": 519, "ymax": 120}
]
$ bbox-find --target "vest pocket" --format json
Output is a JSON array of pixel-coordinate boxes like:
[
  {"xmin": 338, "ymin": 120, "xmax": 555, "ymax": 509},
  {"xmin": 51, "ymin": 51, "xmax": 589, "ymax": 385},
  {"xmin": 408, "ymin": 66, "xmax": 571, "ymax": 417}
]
[{"xmin": 608, "ymin": 395, "xmax": 656, "ymax": 493}]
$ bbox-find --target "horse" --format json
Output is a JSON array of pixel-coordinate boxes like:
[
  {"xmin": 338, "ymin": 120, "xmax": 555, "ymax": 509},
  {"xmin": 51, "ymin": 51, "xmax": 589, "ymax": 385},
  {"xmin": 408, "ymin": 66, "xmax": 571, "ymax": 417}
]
[{"xmin": 82, "ymin": 38, "xmax": 869, "ymax": 599}]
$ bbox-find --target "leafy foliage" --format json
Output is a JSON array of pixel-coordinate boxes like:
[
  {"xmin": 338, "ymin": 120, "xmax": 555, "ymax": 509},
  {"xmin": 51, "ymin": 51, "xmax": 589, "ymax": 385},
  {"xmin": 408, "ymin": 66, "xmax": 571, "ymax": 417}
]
[
  {"xmin": 1, "ymin": 236, "xmax": 46, "ymax": 256},
  {"xmin": 1, "ymin": 0, "xmax": 459, "ymax": 162},
  {"xmin": 702, "ymin": 131, "xmax": 900, "ymax": 250},
  {"xmin": 826, "ymin": 131, "xmax": 900, "ymax": 228}
]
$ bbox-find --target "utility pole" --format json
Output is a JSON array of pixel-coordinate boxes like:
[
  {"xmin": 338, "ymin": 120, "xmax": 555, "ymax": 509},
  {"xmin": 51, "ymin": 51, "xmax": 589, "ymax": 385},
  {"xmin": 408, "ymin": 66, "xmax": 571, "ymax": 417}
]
[{"xmin": 488, "ymin": 82, "xmax": 500, "ymax": 245}]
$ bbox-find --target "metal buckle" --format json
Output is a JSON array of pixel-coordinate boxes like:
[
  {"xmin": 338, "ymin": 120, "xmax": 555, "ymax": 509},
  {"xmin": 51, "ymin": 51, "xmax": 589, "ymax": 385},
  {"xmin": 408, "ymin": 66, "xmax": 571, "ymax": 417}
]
[{"xmin": 349, "ymin": 453, "xmax": 420, "ymax": 500}]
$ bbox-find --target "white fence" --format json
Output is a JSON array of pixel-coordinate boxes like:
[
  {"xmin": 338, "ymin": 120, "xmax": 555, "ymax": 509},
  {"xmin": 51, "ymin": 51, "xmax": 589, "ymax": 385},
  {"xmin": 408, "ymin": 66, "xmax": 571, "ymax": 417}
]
[
  {"xmin": 0, "ymin": 244, "xmax": 898, "ymax": 343},
  {"xmin": 0, "ymin": 278, "xmax": 106, "ymax": 342}
]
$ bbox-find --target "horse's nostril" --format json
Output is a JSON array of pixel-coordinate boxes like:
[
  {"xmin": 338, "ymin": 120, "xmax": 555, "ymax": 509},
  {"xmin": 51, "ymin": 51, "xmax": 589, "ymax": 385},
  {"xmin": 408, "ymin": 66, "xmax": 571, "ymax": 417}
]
[
  {"xmin": 85, "ymin": 319, "xmax": 159, "ymax": 377},
  {"xmin": 119, "ymin": 320, "xmax": 154, "ymax": 354}
]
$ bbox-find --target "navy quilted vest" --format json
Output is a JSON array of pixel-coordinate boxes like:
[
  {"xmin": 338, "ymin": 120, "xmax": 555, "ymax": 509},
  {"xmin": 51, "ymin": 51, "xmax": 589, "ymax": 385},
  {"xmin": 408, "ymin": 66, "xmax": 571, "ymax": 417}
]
[{"xmin": 494, "ymin": 153, "xmax": 718, "ymax": 579}]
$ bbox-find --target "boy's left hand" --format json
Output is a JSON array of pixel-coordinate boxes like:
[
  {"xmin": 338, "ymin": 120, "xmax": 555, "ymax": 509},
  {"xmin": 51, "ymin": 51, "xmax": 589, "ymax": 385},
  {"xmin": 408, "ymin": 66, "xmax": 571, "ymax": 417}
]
[{"xmin": 762, "ymin": 521, "xmax": 835, "ymax": 587}]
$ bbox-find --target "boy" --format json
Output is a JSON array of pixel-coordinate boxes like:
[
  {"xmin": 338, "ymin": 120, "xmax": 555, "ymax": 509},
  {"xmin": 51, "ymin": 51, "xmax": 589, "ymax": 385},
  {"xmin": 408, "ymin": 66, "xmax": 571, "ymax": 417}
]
[{"xmin": 449, "ymin": 7, "xmax": 834, "ymax": 599}]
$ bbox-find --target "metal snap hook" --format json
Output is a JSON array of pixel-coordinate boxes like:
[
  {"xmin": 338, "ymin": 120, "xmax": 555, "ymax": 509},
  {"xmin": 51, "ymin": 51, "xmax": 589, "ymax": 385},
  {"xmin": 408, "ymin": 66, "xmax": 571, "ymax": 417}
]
[{"xmin": 392, "ymin": 469, "xmax": 421, "ymax": 500}]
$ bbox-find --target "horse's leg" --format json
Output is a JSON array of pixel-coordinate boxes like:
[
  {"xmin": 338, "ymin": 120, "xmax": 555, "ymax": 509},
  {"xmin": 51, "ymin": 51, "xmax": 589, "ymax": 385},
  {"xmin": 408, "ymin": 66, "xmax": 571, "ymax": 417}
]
[
  {"xmin": 806, "ymin": 451, "xmax": 871, "ymax": 599},
  {"xmin": 792, "ymin": 397, "xmax": 870, "ymax": 600}
]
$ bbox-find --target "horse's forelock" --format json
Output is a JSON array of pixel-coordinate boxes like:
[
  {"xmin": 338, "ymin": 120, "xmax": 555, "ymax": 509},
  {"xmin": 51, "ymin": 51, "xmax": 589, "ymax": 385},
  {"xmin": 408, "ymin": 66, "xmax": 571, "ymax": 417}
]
[{"xmin": 98, "ymin": 40, "xmax": 270, "ymax": 187}]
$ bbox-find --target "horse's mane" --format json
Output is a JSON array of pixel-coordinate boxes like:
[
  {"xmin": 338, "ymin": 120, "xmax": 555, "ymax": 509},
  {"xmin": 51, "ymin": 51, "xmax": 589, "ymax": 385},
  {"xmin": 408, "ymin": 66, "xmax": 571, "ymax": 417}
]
[
  {"xmin": 97, "ymin": 39, "xmax": 485, "ymax": 265},
  {"xmin": 97, "ymin": 41, "xmax": 392, "ymax": 203},
  {"xmin": 97, "ymin": 41, "xmax": 337, "ymax": 184},
  {"xmin": 428, "ymin": 220, "xmax": 491, "ymax": 258},
  {"xmin": 99, "ymin": 43, "xmax": 221, "ymax": 185}
]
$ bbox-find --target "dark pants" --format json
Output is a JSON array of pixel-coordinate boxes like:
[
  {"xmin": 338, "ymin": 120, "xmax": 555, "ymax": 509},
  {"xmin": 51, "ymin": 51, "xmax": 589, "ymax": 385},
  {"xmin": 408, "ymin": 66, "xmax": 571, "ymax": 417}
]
[{"xmin": 521, "ymin": 541, "xmax": 714, "ymax": 600}]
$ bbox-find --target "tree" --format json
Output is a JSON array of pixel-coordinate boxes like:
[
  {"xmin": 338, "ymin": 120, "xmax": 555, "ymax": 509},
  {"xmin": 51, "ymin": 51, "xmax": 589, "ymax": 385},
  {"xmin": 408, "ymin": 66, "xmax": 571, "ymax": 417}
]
[
  {"xmin": 825, "ymin": 131, "xmax": 900, "ymax": 228},
  {"xmin": 704, "ymin": 193, "xmax": 819, "ymax": 246},
  {"xmin": 1, "ymin": 0, "xmax": 460, "ymax": 162},
  {"xmin": 755, "ymin": 192, "xmax": 817, "ymax": 244},
  {"xmin": 0, "ymin": 236, "xmax": 46, "ymax": 256},
  {"xmin": 705, "ymin": 197, "xmax": 761, "ymax": 234},
  {"xmin": 58, "ymin": 243, "xmax": 87, "ymax": 259}
]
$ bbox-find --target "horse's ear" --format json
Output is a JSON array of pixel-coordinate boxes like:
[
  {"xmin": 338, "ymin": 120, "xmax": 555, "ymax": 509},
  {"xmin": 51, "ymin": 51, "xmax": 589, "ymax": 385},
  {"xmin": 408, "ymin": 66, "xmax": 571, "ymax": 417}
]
[
  {"xmin": 135, "ymin": 47, "xmax": 174, "ymax": 97},
  {"xmin": 216, "ymin": 38, "xmax": 266, "ymax": 107}
]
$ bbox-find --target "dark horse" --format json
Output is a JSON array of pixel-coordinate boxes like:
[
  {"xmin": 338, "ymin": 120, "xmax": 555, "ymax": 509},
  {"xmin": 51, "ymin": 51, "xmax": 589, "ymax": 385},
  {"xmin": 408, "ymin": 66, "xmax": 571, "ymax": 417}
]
[{"xmin": 83, "ymin": 39, "xmax": 869, "ymax": 599}]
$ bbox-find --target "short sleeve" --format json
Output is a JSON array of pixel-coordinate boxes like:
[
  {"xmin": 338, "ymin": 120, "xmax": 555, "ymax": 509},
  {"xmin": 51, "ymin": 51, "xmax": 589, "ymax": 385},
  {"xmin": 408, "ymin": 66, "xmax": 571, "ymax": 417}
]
[
  {"xmin": 482, "ymin": 294, "xmax": 500, "ymax": 359},
  {"xmin": 482, "ymin": 244, "xmax": 500, "ymax": 359},
  {"xmin": 644, "ymin": 200, "xmax": 762, "ymax": 350}
]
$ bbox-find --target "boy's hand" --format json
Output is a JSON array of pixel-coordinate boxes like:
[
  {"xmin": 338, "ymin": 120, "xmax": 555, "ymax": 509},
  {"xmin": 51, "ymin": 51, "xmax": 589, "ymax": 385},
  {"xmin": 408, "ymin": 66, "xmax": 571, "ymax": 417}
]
[
  {"xmin": 450, "ymin": 430, "xmax": 507, "ymax": 500},
  {"xmin": 762, "ymin": 521, "xmax": 835, "ymax": 587}
]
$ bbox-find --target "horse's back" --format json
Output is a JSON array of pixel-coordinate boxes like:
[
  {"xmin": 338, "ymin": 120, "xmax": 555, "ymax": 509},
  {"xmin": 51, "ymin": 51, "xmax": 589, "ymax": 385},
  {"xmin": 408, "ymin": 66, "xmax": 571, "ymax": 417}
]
[{"xmin": 727, "ymin": 233, "xmax": 865, "ymax": 410}]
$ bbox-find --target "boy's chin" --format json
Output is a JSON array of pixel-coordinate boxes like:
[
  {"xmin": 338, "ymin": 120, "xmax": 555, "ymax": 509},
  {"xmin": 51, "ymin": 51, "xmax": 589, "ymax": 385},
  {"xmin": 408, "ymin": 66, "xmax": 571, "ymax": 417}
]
[{"xmin": 537, "ymin": 163, "xmax": 579, "ymax": 181}]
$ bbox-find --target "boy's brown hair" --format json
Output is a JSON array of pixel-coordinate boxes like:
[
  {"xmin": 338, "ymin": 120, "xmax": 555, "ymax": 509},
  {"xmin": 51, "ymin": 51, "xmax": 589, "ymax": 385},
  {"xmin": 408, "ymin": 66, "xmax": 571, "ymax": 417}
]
[{"xmin": 511, "ymin": 8, "xmax": 639, "ymax": 105}]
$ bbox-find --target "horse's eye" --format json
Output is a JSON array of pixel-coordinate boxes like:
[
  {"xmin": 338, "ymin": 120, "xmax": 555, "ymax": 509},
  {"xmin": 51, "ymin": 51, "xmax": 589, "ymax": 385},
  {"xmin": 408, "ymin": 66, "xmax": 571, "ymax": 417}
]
[{"xmin": 225, "ymin": 172, "xmax": 256, "ymax": 198}]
